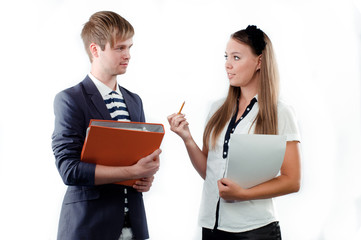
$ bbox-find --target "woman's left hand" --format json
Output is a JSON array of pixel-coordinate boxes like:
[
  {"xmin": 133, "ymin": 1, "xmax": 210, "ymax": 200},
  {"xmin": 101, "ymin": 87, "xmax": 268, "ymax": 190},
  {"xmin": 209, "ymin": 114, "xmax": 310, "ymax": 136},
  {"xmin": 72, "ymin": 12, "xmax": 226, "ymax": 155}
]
[{"xmin": 217, "ymin": 178, "xmax": 248, "ymax": 201}]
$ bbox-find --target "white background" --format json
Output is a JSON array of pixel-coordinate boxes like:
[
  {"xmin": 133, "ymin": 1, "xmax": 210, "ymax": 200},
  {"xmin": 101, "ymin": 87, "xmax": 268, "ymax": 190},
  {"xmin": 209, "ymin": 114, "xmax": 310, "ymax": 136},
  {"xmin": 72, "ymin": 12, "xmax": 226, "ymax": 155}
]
[{"xmin": 1, "ymin": 0, "xmax": 361, "ymax": 239}]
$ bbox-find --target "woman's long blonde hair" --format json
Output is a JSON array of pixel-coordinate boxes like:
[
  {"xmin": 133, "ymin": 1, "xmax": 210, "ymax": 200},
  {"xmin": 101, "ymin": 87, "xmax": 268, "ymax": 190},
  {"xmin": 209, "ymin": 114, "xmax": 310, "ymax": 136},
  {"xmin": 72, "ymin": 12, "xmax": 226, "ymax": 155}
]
[{"xmin": 203, "ymin": 27, "xmax": 280, "ymax": 150}]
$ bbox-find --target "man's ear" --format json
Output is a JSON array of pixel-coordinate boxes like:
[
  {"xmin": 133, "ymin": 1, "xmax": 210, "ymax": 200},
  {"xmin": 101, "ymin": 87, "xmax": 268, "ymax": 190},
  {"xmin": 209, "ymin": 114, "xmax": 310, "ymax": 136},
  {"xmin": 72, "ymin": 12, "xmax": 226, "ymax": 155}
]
[{"xmin": 89, "ymin": 43, "xmax": 99, "ymax": 58}]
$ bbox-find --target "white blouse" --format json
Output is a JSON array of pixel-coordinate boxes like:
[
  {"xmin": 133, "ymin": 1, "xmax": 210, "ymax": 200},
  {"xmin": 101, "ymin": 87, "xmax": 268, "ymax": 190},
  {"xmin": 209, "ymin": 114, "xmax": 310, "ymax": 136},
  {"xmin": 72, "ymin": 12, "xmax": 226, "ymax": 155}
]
[{"xmin": 198, "ymin": 96, "xmax": 301, "ymax": 232}]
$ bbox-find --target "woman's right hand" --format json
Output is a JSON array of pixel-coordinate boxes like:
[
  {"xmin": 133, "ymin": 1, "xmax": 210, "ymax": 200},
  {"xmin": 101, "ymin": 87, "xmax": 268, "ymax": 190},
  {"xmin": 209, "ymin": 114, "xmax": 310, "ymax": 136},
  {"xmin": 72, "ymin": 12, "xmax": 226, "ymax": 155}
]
[
  {"xmin": 167, "ymin": 113, "xmax": 192, "ymax": 142},
  {"xmin": 167, "ymin": 113, "xmax": 208, "ymax": 179}
]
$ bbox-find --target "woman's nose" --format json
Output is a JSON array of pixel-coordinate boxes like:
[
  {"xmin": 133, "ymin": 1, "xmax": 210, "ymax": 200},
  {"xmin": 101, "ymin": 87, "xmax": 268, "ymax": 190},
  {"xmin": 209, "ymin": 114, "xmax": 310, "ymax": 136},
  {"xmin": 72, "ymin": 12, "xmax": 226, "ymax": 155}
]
[{"xmin": 225, "ymin": 60, "xmax": 232, "ymax": 69}]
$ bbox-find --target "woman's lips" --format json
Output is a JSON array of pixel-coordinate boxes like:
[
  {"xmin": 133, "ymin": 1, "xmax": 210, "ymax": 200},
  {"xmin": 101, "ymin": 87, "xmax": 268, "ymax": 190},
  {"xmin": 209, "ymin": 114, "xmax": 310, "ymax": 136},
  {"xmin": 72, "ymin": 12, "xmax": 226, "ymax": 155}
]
[{"xmin": 227, "ymin": 73, "xmax": 235, "ymax": 79}]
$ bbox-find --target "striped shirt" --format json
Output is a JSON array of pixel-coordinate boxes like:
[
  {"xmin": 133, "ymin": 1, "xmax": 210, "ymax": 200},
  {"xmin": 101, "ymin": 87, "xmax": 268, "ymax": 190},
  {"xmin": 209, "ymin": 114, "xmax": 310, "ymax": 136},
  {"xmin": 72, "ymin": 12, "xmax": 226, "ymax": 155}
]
[
  {"xmin": 88, "ymin": 73, "xmax": 130, "ymax": 121},
  {"xmin": 104, "ymin": 91, "xmax": 130, "ymax": 121}
]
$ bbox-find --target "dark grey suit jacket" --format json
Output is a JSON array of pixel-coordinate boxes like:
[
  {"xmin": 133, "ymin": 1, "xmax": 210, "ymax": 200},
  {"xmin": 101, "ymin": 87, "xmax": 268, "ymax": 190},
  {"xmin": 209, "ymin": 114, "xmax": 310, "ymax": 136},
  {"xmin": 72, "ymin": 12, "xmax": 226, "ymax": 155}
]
[{"xmin": 52, "ymin": 76, "xmax": 148, "ymax": 240}]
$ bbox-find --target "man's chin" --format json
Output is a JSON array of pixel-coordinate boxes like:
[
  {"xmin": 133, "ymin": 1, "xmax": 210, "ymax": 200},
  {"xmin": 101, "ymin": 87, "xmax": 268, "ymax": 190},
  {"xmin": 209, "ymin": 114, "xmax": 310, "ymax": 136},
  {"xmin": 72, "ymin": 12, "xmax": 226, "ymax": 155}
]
[{"xmin": 116, "ymin": 69, "xmax": 127, "ymax": 75}]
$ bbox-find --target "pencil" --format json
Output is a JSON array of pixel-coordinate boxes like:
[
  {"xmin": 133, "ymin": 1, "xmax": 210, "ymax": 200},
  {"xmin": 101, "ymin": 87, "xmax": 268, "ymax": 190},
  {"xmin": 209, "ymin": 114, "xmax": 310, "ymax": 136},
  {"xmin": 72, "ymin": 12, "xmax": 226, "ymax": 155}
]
[{"xmin": 178, "ymin": 101, "xmax": 185, "ymax": 114}]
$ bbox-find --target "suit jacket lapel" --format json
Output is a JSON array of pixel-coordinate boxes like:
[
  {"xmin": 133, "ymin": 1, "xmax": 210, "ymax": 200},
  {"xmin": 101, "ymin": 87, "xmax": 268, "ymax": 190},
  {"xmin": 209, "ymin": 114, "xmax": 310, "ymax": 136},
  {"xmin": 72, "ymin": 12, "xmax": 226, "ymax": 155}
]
[
  {"xmin": 82, "ymin": 76, "xmax": 112, "ymax": 120},
  {"xmin": 120, "ymin": 86, "xmax": 136, "ymax": 121}
]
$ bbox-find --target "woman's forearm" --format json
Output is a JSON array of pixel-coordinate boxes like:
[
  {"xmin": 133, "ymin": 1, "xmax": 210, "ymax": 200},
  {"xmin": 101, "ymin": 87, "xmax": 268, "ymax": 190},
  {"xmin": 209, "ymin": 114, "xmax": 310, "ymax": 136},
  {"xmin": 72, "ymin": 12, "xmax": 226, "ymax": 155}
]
[{"xmin": 184, "ymin": 137, "xmax": 207, "ymax": 179}]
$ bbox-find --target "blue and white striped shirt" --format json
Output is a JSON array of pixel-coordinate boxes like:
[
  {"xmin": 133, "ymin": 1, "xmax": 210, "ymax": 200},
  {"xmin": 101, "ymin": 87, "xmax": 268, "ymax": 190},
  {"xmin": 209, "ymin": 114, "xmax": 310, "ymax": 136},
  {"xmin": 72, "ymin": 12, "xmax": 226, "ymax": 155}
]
[
  {"xmin": 103, "ymin": 91, "xmax": 130, "ymax": 121},
  {"xmin": 88, "ymin": 73, "xmax": 130, "ymax": 121}
]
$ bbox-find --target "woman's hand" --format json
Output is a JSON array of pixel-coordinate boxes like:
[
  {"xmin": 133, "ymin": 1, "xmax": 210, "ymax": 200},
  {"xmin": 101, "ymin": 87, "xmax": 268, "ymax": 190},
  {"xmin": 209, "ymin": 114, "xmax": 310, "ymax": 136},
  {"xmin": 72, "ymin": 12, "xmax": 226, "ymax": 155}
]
[
  {"xmin": 167, "ymin": 112, "xmax": 208, "ymax": 179},
  {"xmin": 217, "ymin": 178, "xmax": 249, "ymax": 201},
  {"xmin": 167, "ymin": 113, "xmax": 192, "ymax": 142}
]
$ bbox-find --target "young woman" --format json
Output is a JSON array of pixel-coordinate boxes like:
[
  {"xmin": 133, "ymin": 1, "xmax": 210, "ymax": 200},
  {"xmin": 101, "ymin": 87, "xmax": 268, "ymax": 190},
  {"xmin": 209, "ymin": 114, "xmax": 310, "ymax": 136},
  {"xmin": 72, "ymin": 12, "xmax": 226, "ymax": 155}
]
[{"xmin": 167, "ymin": 25, "xmax": 301, "ymax": 240}]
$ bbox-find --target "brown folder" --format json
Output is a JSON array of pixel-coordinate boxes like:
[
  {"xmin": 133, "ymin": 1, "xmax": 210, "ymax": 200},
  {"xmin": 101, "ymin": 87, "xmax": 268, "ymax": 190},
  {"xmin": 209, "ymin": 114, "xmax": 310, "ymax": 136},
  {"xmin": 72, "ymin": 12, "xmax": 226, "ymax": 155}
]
[{"xmin": 81, "ymin": 119, "xmax": 165, "ymax": 186}]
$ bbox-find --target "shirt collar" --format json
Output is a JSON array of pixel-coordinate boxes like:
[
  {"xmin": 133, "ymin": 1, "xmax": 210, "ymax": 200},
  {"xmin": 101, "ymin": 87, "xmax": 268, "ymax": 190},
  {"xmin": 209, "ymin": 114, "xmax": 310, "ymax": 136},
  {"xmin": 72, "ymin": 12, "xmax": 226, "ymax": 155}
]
[
  {"xmin": 88, "ymin": 73, "xmax": 121, "ymax": 97},
  {"xmin": 237, "ymin": 94, "xmax": 258, "ymax": 103}
]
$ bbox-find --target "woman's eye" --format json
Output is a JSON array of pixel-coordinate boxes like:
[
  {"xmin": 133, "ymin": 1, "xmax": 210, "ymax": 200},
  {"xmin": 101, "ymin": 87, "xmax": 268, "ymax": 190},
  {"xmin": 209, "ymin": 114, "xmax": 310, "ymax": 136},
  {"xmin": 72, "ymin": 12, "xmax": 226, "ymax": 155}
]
[
  {"xmin": 234, "ymin": 56, "xmax": 240, "ymax": 60},
  {"xmin": 224, "ymin": 54, "xmax": 228, "ymax": 60}
]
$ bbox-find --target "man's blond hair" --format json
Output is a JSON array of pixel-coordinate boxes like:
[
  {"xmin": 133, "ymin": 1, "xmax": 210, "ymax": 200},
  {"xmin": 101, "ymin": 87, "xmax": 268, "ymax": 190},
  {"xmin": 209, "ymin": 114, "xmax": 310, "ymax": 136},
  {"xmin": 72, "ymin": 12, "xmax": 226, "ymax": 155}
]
[{"xmin": 81, "ymin": 11, "xmax": 134, "ymax": 62}]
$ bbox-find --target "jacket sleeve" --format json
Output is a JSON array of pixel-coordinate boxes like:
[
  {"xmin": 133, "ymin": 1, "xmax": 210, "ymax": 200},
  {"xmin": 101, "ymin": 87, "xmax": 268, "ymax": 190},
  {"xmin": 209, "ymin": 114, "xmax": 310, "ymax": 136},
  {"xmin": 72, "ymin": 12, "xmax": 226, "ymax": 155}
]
[{"xmin": 51, "ymin": 90, "xmax": 96, "ymax": 186}]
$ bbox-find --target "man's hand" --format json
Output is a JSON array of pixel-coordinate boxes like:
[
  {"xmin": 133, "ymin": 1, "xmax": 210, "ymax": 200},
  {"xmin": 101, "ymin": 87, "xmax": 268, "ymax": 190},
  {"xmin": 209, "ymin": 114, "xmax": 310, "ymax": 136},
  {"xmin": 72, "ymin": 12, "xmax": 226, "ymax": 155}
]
[
  {"xmin": 133, "ymin": 176, "xmax": 154, "ymax": 192},
  {"xmin": 94, "ymin": 149, "xmax": 161, "ymax": 186},
  {"xmin": 132, "ymin": 149, "xmax": 161, "ymax": 179}
]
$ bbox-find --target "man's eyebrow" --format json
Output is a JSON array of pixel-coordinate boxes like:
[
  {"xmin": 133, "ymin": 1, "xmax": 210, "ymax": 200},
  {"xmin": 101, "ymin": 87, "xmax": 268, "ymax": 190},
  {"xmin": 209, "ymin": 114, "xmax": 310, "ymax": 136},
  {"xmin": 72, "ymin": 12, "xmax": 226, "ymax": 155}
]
[{"xmin": 114, "ymin": 43, "xmax": 133, "ymax": 48}]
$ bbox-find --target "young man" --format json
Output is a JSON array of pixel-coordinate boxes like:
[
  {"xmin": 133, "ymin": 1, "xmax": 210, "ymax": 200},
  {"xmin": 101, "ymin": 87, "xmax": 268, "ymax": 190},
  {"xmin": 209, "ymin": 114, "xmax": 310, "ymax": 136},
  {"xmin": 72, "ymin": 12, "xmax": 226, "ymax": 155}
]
[{"xmin": 52, "ymin": 11, "xmax": 161, "ymax": 240}]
